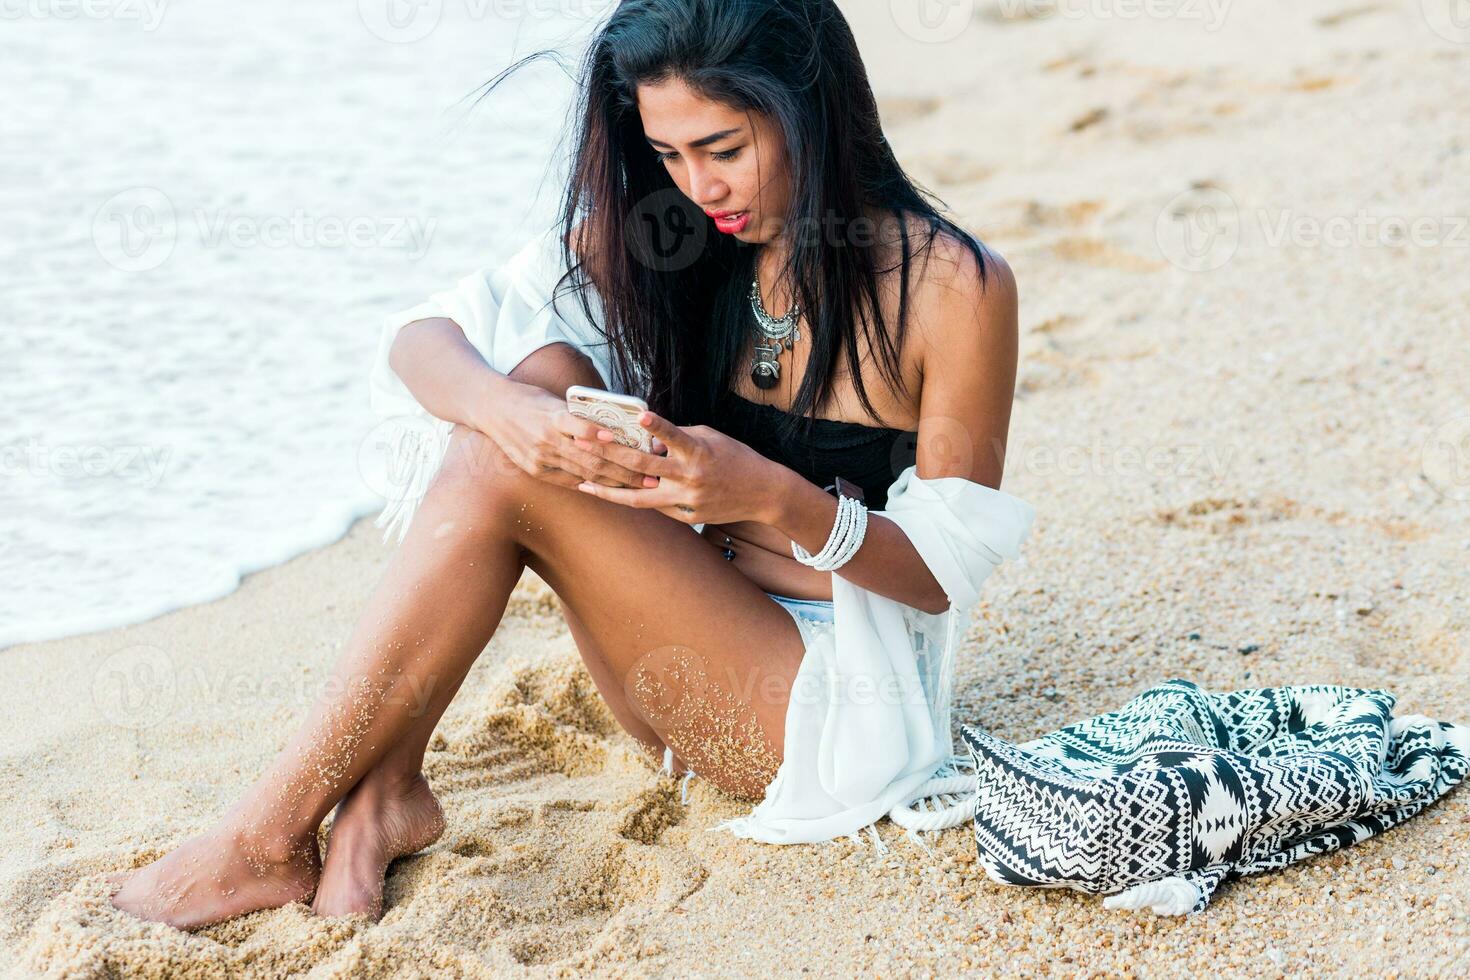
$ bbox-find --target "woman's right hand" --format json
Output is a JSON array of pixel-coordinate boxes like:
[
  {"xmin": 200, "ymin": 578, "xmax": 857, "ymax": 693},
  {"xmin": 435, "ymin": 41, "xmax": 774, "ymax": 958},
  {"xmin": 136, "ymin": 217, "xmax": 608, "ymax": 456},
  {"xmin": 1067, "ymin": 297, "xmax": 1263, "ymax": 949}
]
[{"xmin": 477, "ymin": 383, "xmax": 663, "ymax": 491}]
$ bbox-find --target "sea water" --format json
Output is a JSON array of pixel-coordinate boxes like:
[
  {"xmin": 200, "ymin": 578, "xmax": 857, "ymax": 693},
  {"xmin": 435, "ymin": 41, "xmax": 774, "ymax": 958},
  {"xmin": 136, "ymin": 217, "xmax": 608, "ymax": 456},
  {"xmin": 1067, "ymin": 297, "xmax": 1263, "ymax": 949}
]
[{"xmin": 1, "ymin": 1, "xmax": 610, "ymax": 648}]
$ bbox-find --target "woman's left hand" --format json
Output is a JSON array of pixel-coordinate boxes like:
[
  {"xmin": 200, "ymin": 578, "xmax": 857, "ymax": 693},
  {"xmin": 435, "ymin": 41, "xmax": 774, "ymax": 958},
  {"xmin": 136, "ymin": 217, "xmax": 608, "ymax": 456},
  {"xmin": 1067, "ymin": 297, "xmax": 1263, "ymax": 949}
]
[{"xmin": 571, "ymin": 410, "xmax": 780, "ymax": 525}]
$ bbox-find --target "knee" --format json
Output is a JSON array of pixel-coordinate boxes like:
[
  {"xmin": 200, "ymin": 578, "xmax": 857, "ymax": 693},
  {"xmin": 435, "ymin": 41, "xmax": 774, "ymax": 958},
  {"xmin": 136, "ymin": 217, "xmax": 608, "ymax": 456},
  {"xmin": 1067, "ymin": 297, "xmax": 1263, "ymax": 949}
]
[
  {"xmin": 507, "ymin": 342, "xmax": 605, "ymax": 398},
  {"xmin": 428, "ymin": 424, "xmax": 535, "ymax": 522}
]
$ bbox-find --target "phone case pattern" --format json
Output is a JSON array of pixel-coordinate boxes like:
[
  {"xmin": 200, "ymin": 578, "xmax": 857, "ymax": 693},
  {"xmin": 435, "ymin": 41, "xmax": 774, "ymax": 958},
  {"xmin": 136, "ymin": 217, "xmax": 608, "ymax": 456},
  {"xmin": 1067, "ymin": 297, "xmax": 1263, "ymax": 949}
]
[{"xmin": 567, "ymin": 398, "xmax": 653, "ymax": 453}]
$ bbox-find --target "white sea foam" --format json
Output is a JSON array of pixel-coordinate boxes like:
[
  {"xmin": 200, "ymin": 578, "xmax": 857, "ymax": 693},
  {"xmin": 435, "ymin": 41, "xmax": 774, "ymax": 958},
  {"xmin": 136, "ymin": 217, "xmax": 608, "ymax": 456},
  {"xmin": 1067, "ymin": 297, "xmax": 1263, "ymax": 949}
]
[{"xmin": 1, "ymin": 1, "xmax": 610, "ymax": 648}]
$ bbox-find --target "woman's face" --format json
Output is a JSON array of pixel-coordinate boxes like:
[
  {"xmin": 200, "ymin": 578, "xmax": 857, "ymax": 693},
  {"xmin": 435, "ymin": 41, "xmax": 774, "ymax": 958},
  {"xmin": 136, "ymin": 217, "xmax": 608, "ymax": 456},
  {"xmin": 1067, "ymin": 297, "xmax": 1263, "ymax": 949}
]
[{"xmin": 636, "ymin": 76, "xmax": 791, "ymax": 245}]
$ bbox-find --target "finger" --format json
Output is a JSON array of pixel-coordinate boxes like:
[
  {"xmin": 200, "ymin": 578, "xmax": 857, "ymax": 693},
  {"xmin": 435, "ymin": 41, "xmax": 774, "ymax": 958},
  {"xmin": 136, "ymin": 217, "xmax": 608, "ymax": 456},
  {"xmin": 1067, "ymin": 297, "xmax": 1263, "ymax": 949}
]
[
  {"xmin": 534, "ymin": 467, "xmax": 584, "ymax": 489},
  {"xmin": 582, "ymin": 432, "xmax": 676, "ymax": 478},
  {"xmin": 555, "ymin": 410, "xmax": 610, "ymax": 443},
  {"xmin": 637, "ymin": 411, "xmax": 695, "ymax": 456},
  {"xmin": 558, "ymin": 442, "xmax": 655, "ymax": 488},
  {"xmin": 575, "ymin": 481, "xmax": 678, "ymax": 511}
]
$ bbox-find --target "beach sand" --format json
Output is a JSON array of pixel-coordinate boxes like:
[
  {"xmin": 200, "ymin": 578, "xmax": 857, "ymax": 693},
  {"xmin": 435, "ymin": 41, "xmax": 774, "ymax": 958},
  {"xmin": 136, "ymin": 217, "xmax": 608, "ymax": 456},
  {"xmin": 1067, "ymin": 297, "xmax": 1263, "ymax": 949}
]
[{"xmin": 5, "ymin": 2, "xmax": 1468, "ymax": 975}]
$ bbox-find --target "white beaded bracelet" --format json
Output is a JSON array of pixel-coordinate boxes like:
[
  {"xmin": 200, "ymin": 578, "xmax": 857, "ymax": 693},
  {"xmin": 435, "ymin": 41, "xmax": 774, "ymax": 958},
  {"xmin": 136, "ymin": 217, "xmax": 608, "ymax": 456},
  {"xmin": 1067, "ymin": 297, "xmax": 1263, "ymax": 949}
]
[{"xmin": 791, "ymin": 493, "xmax": 869, "ymax": 571}]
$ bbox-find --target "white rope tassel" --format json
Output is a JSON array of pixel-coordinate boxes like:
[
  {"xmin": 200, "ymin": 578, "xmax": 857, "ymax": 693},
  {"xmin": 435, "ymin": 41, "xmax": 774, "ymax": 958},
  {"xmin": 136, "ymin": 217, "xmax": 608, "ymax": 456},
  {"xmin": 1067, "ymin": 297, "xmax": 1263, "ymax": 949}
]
[
  {"xmin": 1101, "ymin": 877, "xmax": 1201, "ymax": 916},
  {"xmin": 886, "ymin": 753, "xmax": 981, "ymax": 859}
]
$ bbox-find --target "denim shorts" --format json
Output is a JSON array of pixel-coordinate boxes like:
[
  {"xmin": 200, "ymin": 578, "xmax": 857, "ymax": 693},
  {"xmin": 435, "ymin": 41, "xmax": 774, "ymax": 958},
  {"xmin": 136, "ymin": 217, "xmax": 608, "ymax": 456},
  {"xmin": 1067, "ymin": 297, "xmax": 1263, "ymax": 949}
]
[{"xmin": 766, "ymin": 591, "xmax": 835, "ymax": 648}]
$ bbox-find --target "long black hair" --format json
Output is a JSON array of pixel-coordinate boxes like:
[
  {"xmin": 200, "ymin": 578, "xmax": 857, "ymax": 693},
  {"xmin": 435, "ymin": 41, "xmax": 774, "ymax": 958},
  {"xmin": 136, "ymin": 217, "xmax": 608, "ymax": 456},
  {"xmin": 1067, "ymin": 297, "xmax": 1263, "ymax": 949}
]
[{"xmin": 478, "ymin": 0, "xmax": 989, "ymax": 441}]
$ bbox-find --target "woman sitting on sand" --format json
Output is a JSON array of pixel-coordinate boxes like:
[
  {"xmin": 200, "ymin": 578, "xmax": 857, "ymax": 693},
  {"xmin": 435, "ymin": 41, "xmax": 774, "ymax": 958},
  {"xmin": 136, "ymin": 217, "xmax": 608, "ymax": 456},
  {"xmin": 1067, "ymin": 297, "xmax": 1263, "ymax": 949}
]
[{"xmin": 110, "ymin": 0, "xmax": 1025, "ymax": 928}]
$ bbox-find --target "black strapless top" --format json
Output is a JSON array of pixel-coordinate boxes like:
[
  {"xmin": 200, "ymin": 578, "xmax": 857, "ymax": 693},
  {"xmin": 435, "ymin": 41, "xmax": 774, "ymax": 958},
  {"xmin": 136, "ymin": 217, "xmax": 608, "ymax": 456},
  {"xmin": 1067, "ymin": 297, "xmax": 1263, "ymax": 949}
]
[{"xmin": 715, "ymin": 391, "xmax": 918, "ymax": 511}]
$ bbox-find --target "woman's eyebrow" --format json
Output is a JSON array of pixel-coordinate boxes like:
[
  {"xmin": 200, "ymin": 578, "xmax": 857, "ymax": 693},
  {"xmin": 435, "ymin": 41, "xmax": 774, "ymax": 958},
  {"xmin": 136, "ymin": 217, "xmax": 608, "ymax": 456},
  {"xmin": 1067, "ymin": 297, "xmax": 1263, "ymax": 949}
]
[{"xmin": 645, "ymin": 127, "xmax": 743, "ymax": 149}]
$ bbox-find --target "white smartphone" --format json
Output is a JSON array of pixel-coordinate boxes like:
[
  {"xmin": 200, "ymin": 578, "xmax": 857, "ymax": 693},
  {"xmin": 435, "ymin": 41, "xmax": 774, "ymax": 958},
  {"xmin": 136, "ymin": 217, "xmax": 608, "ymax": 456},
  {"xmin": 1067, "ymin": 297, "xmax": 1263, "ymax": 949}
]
[{"xmin": 565, "ymin": 384, "xmax": 654, "ymax": 453}]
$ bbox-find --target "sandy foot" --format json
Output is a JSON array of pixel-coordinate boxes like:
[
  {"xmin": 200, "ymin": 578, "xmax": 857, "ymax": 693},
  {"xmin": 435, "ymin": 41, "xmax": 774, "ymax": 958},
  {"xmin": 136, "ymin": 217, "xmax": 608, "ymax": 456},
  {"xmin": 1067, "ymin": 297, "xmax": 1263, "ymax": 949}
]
[
  {"xmin": 312, "ymin": 772, "xmax": 446, "ymax": 920},
  {"xmin": 108, "ymin": 829, "xmax": 321, "ymax": 931}
]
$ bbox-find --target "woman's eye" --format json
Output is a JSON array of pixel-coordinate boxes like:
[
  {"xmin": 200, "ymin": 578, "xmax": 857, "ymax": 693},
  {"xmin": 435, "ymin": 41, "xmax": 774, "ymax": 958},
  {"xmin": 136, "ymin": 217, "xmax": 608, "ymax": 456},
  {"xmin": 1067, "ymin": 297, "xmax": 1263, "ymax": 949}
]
[{"xmin": 654, "ymin": 148, "xmax": 740, "ymax": 163}]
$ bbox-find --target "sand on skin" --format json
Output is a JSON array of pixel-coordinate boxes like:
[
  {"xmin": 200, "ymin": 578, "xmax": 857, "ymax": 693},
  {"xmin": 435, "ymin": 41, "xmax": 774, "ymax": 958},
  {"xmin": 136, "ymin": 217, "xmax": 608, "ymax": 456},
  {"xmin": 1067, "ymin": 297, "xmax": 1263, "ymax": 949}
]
[{"xmin": 4, "ymin": 1, "xmax": 1469, "ymax": 975}]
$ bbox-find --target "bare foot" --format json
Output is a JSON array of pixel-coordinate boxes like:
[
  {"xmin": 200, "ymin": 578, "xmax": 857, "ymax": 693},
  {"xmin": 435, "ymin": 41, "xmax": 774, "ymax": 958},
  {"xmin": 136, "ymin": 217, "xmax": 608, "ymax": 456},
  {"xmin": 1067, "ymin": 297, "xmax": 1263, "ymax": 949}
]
[
  {"xmin": 110, "ymin": 827, "xmax": 321, "ymax": 930},
  {"xmin": 311, "ymin": 771, "xmax": 445, "ymax": 920}
]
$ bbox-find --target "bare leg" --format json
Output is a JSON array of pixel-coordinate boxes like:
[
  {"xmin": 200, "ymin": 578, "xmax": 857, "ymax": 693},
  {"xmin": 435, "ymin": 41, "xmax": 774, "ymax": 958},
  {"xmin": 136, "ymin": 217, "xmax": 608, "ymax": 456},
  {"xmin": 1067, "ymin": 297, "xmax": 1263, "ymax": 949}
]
[
  {"xmin": 312, "ymin": 344, "xmax": 683, "ymax": 918},
  {"xmin": 111, "ymin": 346, "xmax": 804, "ymax": 928},
  {"xmin": 110, "ymin": 406, "xmax": 534, "ymax": 928}
]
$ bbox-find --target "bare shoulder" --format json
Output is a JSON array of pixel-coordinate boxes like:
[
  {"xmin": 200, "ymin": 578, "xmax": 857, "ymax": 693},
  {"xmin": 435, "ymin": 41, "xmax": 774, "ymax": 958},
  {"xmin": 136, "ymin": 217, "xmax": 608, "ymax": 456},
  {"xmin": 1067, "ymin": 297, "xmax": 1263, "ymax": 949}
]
[
  {"xmin": 895, "ymin": 219, "xmax": 1020, "ymax": 487},
  {"xmin": 891, "ymin": 218, "xmax": 1018, "ymax": 373}
]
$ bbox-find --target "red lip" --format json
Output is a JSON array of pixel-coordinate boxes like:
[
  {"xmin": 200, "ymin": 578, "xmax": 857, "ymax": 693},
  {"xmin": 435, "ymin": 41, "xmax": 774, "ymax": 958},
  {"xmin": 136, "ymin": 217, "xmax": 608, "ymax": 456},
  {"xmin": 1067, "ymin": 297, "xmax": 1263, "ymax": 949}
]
[{"xmin": 705, "ymin": 209, "xmax": 745, "ymax": 219}]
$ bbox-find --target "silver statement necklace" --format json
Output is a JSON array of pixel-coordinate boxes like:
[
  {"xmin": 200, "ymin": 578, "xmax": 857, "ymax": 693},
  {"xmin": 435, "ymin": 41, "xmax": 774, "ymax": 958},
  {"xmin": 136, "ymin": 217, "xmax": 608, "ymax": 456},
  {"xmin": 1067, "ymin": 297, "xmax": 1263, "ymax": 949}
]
[{"xmin": 748, "ymin": 266, "xmax": 801, "ymax": 390}]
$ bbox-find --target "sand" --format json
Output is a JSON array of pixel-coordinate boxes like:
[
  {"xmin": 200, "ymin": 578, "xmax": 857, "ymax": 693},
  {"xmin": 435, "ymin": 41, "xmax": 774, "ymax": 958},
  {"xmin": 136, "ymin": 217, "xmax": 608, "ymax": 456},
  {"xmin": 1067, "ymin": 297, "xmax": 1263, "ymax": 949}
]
[{"xmin": 5, "ymin": 1, "xmax": 1469, "ymax": 975}]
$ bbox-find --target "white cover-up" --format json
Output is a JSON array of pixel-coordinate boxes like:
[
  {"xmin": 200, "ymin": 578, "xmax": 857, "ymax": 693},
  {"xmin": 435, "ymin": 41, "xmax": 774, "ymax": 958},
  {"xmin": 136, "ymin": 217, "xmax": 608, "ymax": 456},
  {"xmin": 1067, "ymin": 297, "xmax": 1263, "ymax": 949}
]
[{"xmin": 365, "ymin": 226, "xmax": 1038, "ymax": 858}]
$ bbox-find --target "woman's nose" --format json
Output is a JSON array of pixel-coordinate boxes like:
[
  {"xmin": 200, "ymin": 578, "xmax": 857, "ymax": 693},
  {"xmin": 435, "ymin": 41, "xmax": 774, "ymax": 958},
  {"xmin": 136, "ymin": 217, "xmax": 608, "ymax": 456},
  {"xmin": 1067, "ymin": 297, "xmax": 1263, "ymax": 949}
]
[{"xmin": 686, "ymin": 162, "xmax": 728, "ymax": 207}]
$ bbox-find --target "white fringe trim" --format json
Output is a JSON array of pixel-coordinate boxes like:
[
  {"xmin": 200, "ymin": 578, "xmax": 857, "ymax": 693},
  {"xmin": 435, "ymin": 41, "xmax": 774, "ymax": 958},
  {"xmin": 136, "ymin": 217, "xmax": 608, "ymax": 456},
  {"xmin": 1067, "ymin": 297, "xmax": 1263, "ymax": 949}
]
[
  {"xmin": 705, "ymin": 752, "xmax": 980, "ymax": 865},
  {"xmin": 371, "ymin": 415, "xmax": 454, "ymax": 547}
]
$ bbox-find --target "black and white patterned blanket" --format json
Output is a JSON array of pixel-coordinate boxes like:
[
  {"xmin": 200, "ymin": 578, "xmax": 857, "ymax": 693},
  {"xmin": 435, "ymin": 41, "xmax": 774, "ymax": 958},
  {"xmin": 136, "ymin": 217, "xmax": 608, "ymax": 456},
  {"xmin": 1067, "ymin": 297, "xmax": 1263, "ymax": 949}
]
[{"xmin": 959, "ymin": 679, "xmax": 1469, "ymax": 914}]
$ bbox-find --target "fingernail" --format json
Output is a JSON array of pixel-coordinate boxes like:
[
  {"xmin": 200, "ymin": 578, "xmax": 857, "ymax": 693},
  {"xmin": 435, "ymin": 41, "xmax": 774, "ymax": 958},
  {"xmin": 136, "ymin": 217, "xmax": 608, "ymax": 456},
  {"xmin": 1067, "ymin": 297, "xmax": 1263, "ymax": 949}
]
[{"xmin": 577, "ymin": 483, "xmax": 592, "ymax": 492}]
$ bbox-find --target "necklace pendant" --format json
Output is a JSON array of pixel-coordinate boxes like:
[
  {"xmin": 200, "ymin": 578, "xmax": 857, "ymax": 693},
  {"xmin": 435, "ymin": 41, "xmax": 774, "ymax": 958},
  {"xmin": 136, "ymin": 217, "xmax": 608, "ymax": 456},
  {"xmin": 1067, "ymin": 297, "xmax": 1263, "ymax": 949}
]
[{"xmin": 751, "ymin": 344, "xmax": 780, "ymax": 390}]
